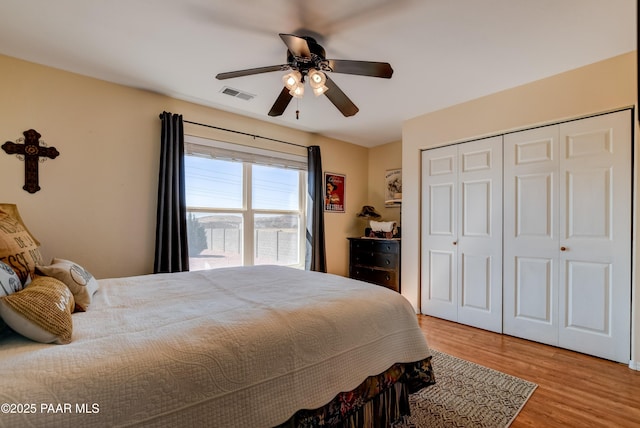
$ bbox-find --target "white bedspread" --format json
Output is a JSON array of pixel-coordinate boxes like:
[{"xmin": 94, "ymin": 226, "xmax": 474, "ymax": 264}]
[{"xmin": 0, "ymin": 266, "xmax": 430, "ymax": 427}]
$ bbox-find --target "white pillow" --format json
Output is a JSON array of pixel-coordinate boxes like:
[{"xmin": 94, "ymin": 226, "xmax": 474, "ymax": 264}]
[{"xmin": 36, "ymin": 258, "xmax": 98, "ymax": 312}]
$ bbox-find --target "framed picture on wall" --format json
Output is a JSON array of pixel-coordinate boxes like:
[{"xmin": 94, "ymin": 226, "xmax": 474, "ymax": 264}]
[
  {"xmin": 324, "ymin": 172, "xmax": 345, "ymax": 213},
  {"xmin": 385, "ymin": 169, "xmax": 402, "ymax": 207}
]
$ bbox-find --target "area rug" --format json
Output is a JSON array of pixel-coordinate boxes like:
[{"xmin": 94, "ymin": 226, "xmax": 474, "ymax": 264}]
[{"xmin": 394, "ymin": 349, "xmax": 537, "ymax": 428}]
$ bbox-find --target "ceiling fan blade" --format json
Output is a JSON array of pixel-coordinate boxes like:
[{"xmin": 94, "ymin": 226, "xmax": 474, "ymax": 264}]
[
  {"xmin": 279, "ymin": 33, "xmax": 311, "ymax": 58},
  {"xmin": 216, "ymin": 64, "xmax": 286, "ymax": 80},
  {"xmin": 327, "ymin": 60, "xmax": 393, "ymax": 78},
  {"xmin": 323, "ymin": 75, "xmax": 359, "ymax": 117},
  {"xmin": 268, "ymin": 87, "xmax": 293, "ymax": 117}
]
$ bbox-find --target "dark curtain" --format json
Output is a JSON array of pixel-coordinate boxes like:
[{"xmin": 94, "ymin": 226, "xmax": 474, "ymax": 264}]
[
  {"xmin": 153, "ymin": 112, "xmax": 189, "ymax": 273},
  {"xmin": 305, "ymin": 145, "xmax": 327, "ymax": 272}
]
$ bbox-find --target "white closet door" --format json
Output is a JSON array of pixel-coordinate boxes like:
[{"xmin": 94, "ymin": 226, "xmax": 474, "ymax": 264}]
[
  {"xmin": 456, "ymin": 137, "xmax": 503, "ymax": 332},
  {"xmin": 421, "ymin": 137, "xmax": 503, "ymax": 333},
  {"xmin": 557, "ymin": 110, "xmax": 631, "ymax": 363},
  {"xmin": 503, "ymin": 125, "xmax": 560, "ymax": 344},
  {"xmin": 504, "ymin": 110, "xmax": 631, "ymax": 363},
  {"xmin": 421, "ymin": 145, "xmax": 458, "ymax": 321}
]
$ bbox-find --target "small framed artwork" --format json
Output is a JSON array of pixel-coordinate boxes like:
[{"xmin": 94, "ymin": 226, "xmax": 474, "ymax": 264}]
[
  {"xmin": 385, "ymin": 168, "xmax": 402, "ymax": 207},
  {"xmin": 324, "ymin": 172, "xmax": 345, "ymax": 213}
]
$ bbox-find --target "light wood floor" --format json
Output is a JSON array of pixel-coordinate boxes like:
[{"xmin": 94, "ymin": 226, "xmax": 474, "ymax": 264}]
[{"xmin": 416, "ymin": 315, "xmax": 640, "ymax": 427}]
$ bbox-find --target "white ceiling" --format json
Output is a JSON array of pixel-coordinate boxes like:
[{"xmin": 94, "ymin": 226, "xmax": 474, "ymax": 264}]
[{"xmin": 0, "ymin": 0, "xmax": 635, "ymax": 147}]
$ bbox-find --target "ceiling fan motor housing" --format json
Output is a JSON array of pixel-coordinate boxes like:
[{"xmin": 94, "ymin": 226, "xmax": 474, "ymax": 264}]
[{"xmin": 286, "ymin": 36, "xmax": 330, "ymax": 75}]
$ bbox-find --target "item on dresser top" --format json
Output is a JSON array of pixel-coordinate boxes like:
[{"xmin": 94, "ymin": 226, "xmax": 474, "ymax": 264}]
[
  {"xmin": 368, "ymin": 220, "xmax": 398, "ymax": 238},
  {"xmin": 356, "ymin": 205, "xmax": 381, "ymax": 218}
]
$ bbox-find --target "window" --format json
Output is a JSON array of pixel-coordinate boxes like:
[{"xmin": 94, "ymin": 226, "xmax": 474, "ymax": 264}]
[{"xmin": 184, "ymin": 136, "xmax": 307, "ymax": 271}]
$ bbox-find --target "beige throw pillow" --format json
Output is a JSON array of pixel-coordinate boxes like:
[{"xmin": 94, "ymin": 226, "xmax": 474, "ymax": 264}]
[
  {"xmin": 37, "ymin": 258, "xmax": 98, "ymax": 312},
  {"xmin": 0, "ymin": 276, "xmax": 74, "ymax": 344},
  {"xmin": 0, "ymin": 204, "xmax": 40, "ymax": 246},
  {"xmin": 0, "ymin": 209, "xmax": 44, "ymax": 285}
]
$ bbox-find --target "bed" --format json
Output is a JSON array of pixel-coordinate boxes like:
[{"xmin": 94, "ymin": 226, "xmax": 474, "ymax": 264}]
[{"xmin": 0, "ymin": 264, "xmax": 434, "ymax": 427}]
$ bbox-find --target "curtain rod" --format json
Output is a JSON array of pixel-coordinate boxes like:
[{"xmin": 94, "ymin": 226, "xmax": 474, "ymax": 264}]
[{"xmin": 161, "ymin": 115, "xmax": 309, "ymax": 149}]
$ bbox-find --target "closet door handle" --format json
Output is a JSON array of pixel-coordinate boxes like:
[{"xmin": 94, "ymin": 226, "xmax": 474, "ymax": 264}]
[
  {"xmin": 452, "ymin": 241, "xmax": 457, "ymax": 246},
  {"xmin": 560, "ymin": 246, "xmax": 567, "ymax": 251}
]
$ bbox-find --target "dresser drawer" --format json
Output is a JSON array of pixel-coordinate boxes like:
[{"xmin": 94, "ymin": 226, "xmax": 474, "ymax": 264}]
[
  {"xmin": 351, "ymin": 250, "xmax": 398, "ymax": 270},
  {"xmin": 350, "ymin": 239, "xmax": 399, "ymax": 255},
  {"xmin": 350, "ymin": 267, "xmax": 399, "ymax": 292}
]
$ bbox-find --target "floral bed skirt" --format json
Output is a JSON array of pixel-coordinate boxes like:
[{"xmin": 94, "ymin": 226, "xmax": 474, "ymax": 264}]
[{"xmin": 276, "ymin": 356, "xmax": 435, "ymax": 428}]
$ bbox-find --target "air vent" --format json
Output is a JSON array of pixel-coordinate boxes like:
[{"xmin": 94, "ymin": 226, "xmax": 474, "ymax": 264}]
[{"xmin": 221, "ymin": 86, "xmax": 255, "ymax": 101}]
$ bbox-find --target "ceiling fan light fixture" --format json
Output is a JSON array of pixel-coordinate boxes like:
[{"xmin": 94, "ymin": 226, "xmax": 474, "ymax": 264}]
[
  {"xmin": 282, "ymin": 70, "xmax": 302, "ymax": 90},
  {"xmin": 289, "ymin": 82, "xmax": 305, "ymax": 98},
  {"xmin": 312, "ymin": 85, "xmax": 328, "ymax": 97},
  {"xmin": 308, "ymin": 69, "xmax": 327, "ymax": 89}
]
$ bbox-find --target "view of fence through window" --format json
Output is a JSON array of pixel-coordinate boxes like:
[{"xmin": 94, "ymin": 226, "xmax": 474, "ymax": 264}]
[{"xmin": 185, "ymin": 153, "xmax": 304, "ymax": 270}]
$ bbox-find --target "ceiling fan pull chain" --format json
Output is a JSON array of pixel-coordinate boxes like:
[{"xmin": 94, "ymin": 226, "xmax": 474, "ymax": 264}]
[{"xmin": 296, "ymin": 98, "xmax": 300, "ymax": 120}]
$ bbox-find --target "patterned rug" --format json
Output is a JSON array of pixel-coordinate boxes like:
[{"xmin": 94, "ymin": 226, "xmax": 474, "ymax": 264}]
[{"xmin": 394, "ymin": 349, "xmax": 537, "ymax": 428}]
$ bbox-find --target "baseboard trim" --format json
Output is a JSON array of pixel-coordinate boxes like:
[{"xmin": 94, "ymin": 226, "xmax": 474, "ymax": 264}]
[{"xmin": 628, "ymin": 360, "xmax": 639, "ymax": 371}]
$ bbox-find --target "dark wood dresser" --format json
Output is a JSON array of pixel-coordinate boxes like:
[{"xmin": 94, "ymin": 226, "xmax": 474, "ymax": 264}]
[{"xmin": 348, "ymin": 237, "xmax": 401, "ymax": 292}]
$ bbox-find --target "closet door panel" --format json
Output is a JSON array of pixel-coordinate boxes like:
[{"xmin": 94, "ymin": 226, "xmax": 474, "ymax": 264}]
[
  {"xmin": 515, "ymin": 257, "xmax": 553, "ymax": 322},
  {"xmin": 429, "ymin": 250, "xmax": 455, "ymax": 303},
  {"xmin": 558, "ymin": 110, "xmax": 631, "ymax": 363},
  {"xmin": 430, "ymin": 183, "xmax": 455, "ymax": 235},
  {"xmin": 421, "ymin": 145, "xmax": 458, "ymax": 321},
  {"xmin": 457, "ymin": 136, "xmax": 502, "ymax": 333},
  {"xmin": 460, "ymin": 253, "xmax": 491, "ymax": 310},
  {"xmin": 462, "ymin": 180, "xmax": 491, "ymax": 236},
  {"xmin": 565, "ymin": 260, "xmax": 610, "ymax": 332},
  {"xmin": 510, "ymin": 255, "xmax": 558, "ymax": 343},
  {"xmin": 516, "ymin": 173, "xmax": 553, "ymax": 238},
  {"xmin": 566, "ymin": 168, "xmax": 611, "ymax": 239},
  {"xmin": 503, "ymin": 125, "xmax": 560, "ymax": 345}
]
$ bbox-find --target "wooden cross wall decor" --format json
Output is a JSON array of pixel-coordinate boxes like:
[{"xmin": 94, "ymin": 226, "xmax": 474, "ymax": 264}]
[{"xmin": 2, "ymin": 129, "xmax": 60, "ymax": 193}]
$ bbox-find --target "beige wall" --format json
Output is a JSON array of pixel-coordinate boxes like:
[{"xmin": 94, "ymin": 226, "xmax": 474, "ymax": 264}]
[
  {"xmin": 402, "ymin": 51, "xmax": 638, "ymax": 366},
  {"xmin": 0, "ymin": 54, "xmax": 368, "ymax": 279},
  {"xmin": 367, "ymin": 141, "xmax": 402, "ymax": 228}
]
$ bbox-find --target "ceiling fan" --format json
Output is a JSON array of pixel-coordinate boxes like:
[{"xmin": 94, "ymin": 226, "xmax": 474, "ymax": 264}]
[{"xmin": 215, "ymin": 33, "xmax": 393, "ymax": 118}]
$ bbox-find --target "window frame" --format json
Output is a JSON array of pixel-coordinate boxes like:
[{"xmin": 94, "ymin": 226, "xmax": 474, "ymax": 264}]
[{"xmin": 184, "ymin": 135, "xmax": 307, "ymax": 269}]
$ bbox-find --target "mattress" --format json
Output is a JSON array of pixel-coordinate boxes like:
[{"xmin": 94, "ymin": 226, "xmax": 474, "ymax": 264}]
[{"xmin": 0, "ymin": 265, "xmax": 431, "ymax": 427}]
